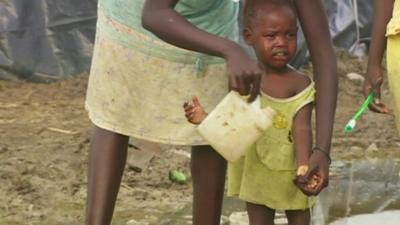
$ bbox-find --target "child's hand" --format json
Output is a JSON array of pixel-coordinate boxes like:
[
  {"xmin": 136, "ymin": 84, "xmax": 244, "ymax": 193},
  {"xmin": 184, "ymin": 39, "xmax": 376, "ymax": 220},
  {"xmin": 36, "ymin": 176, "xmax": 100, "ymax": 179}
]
[
  {"xmin": 294, "ymin": 165, "xmax": 323, "ymax": 194},
  {"xmin": 183, "ymin": 96, "xmax": 207, "ymax": 125},
  {"xmin": 294, "ymin": 174, "xmax": 322, "ymax": 194}
]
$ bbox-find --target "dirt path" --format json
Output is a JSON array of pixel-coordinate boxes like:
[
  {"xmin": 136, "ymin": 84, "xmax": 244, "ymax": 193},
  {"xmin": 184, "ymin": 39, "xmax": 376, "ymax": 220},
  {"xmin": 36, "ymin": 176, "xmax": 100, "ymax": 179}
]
[{"xmin": 0, "ymin": 50, "xmax": 399, "ymax": 224}]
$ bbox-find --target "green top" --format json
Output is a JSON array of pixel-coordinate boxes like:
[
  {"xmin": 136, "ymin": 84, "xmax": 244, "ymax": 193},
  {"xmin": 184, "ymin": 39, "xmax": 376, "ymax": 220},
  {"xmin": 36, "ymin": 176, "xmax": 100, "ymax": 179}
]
[
  {"xmin": 227, "ymin": 81, "xmax": 316, "ymax": 210},
  {"xmin": 97, "ymin": 0, "xmax": 239, "ymax": 64}
]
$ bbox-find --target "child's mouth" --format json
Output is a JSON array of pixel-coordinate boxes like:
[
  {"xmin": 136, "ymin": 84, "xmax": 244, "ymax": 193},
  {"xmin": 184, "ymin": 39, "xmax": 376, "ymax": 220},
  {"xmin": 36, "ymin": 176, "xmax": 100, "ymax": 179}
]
[{"xmin": 272, "ymin": 51, "xmax": 288, "ymax": 61}]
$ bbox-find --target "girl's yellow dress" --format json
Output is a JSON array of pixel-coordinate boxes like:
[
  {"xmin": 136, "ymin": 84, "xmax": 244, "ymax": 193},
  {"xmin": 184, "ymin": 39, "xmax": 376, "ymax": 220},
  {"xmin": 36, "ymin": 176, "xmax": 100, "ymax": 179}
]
[
  {"xmin": 386, "ymin": 0, "xmax": 400, "ymax": 134},
  {"xmin": 85, "ymin": 0, "xmax": 239, "ymax": 145},
  {"xmin": 227, "ymin": 81, "xmax": 316, "ymax": 210}
]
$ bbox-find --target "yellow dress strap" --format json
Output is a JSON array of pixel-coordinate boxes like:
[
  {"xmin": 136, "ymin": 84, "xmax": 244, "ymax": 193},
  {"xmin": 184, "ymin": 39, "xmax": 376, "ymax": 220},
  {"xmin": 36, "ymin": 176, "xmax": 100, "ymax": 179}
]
[
  {"xmin": 387, "ymin": 0, "xmax": 400, "ymax": 36},
  {"xmin": 292, "ymin": 82, "xmax": 316, "ymax": 115}
]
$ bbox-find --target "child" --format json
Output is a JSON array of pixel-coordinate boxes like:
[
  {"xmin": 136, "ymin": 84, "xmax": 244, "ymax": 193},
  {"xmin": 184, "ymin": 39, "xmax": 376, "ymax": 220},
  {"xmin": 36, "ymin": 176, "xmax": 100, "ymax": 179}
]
[{"xmin": 184, "ymin": 1, "xmax": 319, "ymax": 224}]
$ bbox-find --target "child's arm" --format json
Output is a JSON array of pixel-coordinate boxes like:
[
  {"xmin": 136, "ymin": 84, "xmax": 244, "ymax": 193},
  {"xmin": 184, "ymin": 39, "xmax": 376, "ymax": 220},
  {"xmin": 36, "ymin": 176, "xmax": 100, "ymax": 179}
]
[
  {"xmin": 142, "ymin": 0, "xmax": 262, "ymax": 102},
  {"xmin": 292, "ymin": 103, "xmax": 323, "ymax": 191},
  {"xmin": 363, "ymin": 0, "xmax": 394, "ymax": 114},
  {"xmin": 293, "ymin": 0, "xmax": 337, "ymax": 195},
  {"xmin": 292, "ymin": 104, "xmax": 312, "ymax": 170},
  {"xmin": 183, "ymin": 96, "xmax": 208, "ymax": 125}
]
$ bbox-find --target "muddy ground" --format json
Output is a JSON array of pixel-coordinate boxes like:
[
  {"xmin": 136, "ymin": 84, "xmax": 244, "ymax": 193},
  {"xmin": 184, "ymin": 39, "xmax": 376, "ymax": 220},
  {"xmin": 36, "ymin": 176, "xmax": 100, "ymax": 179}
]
[{"xmin": 0, "ymin": 49, "xmax": 399, "ymax": 225}]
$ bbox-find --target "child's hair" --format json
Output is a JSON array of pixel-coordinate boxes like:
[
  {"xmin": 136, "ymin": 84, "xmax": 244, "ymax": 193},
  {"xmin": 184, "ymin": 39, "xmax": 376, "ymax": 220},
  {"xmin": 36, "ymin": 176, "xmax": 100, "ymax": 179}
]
[{"xmin": 242, "ymin": 0, "xmax": 296, "ymax": 28}]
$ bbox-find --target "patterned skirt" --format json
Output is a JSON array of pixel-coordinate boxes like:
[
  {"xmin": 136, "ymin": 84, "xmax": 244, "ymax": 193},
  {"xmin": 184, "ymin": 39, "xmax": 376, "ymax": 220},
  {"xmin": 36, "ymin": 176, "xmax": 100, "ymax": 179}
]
[{"xmin": 85, "ymin": 10, "xmax": 229, "ymax": 145}]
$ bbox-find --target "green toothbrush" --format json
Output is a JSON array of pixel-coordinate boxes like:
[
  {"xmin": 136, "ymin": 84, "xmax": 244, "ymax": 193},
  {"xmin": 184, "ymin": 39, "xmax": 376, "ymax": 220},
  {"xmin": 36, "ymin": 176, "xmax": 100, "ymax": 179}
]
[{"xmin": 344, "ymin": 92, "xmax": 376, "ymax": 132}]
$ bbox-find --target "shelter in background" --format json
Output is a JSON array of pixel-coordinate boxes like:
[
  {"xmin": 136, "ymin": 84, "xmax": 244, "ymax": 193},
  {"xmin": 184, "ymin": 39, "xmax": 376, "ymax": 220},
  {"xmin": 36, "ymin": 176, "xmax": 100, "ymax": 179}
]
[{"xmin": 0, "ymin": 0, "xmax": 373, "ymax": 82}]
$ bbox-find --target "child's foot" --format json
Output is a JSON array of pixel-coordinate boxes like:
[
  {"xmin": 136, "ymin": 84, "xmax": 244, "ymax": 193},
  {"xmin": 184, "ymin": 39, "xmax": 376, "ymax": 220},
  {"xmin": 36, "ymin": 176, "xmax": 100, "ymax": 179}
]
[{"xmin": 183, "ymin": 96, "xmax": 208, "ymax": 124}]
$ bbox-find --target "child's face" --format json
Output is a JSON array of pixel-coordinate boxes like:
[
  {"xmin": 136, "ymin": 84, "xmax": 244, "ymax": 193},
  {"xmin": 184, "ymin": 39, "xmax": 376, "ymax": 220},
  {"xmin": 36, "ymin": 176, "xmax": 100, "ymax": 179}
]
[{"xmin": 245, "ymin": 6, "xmax": 298, "ymax": 70}]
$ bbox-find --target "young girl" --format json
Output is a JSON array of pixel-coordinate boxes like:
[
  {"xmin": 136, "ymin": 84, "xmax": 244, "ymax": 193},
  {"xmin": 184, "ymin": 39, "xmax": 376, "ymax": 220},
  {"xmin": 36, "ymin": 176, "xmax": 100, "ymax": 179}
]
[{"xmin": 184, "ymin": 1, "xmax": 320, "ymax": 224}]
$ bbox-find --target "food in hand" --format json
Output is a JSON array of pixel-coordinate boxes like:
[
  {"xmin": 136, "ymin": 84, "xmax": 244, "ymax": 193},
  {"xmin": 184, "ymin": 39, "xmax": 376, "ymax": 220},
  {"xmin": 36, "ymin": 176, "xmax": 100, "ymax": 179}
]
[
  {"xmin": 295, "ymin": 165, "xmax": 322, "ymax": 190},
  {"xmin": 296, "ymin": 165, "xmax": 309, "ymax": 176},
  {"xmin": 306, "ymin": 173, "xmax": 321, "ymax": 189}
]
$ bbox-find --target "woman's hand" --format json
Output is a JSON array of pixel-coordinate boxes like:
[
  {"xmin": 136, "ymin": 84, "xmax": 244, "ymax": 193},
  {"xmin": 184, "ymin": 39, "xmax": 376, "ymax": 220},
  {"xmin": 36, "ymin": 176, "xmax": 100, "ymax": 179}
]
[
  {"xmin": 363, "ymin": 65, "xmax": 389, "ymax": 114},
  {"xmin": 224, "ymin": 45, "xmax": 262, "ymax": 103},
  {"xmin": 183, "ymin": 96, "xmax": 208, "ymax": 124}
]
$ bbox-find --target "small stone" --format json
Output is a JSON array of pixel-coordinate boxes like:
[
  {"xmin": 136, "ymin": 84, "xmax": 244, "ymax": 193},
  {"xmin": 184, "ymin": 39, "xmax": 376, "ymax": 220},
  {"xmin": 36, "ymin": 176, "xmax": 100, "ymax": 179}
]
[
  {"xmin": 365, "ymin": 143, "xmax": 379, "ymax": 152},
  {"xmin": 365, "ymin": 143, "xmax": 379, "ymax": 161},
  {"xmin": 220, "ymin": 215, "xmax": 229, "ymax": 225},
  {"xmin": 275, "ymin": 217, "xmax": 288, "ymax": 224},
  {"xmin": 229, "ymin": 211, "xmax": 249, "ymax": 225},
  {"xmin": 346, "ymin": 72, "xmax": 365, "ymax": 84},
  {"xmin": 126, "ymin": 219, "xmax": 149, "ymax": 225},
  {"xmin": 350, "ymin": 146, "xmax": 364, "ymax": 156}
]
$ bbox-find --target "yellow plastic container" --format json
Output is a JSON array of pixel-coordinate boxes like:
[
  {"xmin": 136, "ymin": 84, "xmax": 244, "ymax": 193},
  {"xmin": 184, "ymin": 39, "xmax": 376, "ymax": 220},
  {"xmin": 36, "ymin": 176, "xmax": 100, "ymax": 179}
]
[{"xmin": 197, "ymin": 91, "xmax": 276, "ymax": 162}]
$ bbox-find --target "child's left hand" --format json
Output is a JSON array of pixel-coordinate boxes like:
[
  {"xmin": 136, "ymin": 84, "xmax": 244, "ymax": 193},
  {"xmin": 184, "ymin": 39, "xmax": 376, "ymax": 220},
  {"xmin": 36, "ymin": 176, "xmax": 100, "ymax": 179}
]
[
  {"xmin": 183, "ymin": 96, "xmax": 207, "ymax": 124},
  {"xmin": 294, "ymin": 165, "xmax": 322, "ymax": 193}
]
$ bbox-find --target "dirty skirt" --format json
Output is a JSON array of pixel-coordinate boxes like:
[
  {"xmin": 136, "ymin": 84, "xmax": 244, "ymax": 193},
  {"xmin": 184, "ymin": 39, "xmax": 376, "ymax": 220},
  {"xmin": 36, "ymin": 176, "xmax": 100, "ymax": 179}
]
[{"xmin": 85, "ymin": 11, "xmax": 229, "ymax": 145}]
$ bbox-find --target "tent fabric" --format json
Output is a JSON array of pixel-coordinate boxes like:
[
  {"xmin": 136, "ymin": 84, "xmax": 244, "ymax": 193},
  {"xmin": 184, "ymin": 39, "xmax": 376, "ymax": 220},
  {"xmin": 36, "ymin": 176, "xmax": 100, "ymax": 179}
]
[
  {"xmin": 0, "ymin": 0, "xmax": 373, "ymax": 82},
  {"xmin": 0, "ymin": 0, "xmax": 97, "ymax": 82}
]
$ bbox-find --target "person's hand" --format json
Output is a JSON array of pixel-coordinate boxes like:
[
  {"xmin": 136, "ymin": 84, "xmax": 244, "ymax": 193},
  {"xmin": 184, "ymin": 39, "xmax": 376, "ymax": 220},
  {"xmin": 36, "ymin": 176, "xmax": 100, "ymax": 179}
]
[
  {"xmin": 294, "ymin": 150, "xmax": 329, "ymax": 196},
  {"xmin": 294, "ymin": 165, "xmax": 322, "ymax": 191},
  {"xmin": 183, "ymin": 96, "xmax": 207, "ymax": 124},
  {"xmin": 224, "ymin": 45, "xmax": 262, "ymax": 102},
  {"xmin": 363, "ymin": 66, "xmax": 389, "ymax": 113}
]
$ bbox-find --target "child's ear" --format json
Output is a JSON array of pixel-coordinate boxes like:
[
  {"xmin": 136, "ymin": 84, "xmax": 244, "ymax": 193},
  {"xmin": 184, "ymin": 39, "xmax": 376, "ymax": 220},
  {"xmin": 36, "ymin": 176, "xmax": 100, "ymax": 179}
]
[{"xmin": 243, "ymin": 27, "xmax": 254, "ymax": 45}]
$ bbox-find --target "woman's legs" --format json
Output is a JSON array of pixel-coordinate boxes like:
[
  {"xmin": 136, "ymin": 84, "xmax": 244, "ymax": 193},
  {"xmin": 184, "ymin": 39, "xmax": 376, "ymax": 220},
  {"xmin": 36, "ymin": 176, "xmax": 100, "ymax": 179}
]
[
  {"xmin": 286, "ymin": 209, "xmax": 310, "ymax": 225},
  {"xmin": 246, "ymin": 202, "xmax": 275, "ymax": 225},
  {"xmin": 191, "ymin": 145, "xmax": 227, "ymax": 225},
  {"xmin": 85, "ymin": 125, "xmax": 129, "ymax": 225}
]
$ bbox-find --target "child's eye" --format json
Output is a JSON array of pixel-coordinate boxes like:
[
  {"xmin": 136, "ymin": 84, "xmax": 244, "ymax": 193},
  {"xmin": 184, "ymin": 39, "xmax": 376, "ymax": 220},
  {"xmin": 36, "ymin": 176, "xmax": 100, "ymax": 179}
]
[
  {"xmin": 286, "ymin": 33, "xmax": 297, "ymax": 39},
  {"xmin": 263, "ymin": 33, "xmax": 275, "ymax": 38}
]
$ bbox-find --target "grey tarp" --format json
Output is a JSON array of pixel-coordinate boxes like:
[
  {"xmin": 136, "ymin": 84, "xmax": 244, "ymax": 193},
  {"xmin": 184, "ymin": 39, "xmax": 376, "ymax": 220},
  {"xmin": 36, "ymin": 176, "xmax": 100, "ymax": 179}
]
[
  {"xmin": 292, "ymin": 0, "xmax": 373, "ymax": 67},
  {"xmin": 0, "ymin": 0, "xmax": 373, "ymax": 82},
  {"xmin": 0, "ymin": 0, "xmax": 97, "ymax": 82}
]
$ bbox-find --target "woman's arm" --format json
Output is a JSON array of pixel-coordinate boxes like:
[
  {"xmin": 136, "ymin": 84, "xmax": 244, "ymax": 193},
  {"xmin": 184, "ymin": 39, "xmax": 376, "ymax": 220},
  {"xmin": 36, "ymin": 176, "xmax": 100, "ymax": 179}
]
[
  {"xmin": 142, "ymin": 0, "xmax": 262, "ymax": 101},
  {"xmin": 293, "ymin": 0, "xmax": 337, "ymax": 195},
  {"xmin": 363, "ymin": 0, "xmax": 394, "ymax": 113}
]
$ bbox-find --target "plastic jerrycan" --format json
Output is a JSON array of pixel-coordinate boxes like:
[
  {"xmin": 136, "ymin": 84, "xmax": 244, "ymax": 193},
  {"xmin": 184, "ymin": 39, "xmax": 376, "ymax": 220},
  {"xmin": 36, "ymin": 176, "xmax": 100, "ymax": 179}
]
[{"xmin": 197, "ymin": 91, "xmax": 276, "ymax": 162}]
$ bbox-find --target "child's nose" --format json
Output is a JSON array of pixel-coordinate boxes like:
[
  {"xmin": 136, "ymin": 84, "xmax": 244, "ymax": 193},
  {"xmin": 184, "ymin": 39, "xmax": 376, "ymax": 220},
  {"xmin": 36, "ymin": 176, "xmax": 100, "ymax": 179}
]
[{"xmin": 275, "ymin": 36, "xmax": 287, "ymax": 46}]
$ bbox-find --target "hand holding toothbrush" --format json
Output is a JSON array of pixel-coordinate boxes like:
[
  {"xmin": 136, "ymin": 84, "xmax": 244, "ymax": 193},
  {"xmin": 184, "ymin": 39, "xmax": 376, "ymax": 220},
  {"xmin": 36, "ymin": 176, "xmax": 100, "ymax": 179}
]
[
  {"xmin": 363, "ymin": 66, "xmax": 389, "ymax": 114},
  {"xmin": 345, "ymin": 73, "xmax": 390, "ymax": 132}
]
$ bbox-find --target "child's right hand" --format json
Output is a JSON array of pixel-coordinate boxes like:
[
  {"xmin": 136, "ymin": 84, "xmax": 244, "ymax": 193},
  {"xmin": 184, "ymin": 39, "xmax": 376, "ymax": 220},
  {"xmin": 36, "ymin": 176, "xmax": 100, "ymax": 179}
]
[{"xmin": 183, "ymin": 96, "xmax": 207, "ymax": 125}]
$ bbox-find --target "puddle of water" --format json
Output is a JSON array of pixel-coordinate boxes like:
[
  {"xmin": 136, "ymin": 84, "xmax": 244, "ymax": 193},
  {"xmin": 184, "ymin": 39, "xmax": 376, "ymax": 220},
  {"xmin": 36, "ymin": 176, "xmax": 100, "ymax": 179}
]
[
  {"xmin": 328, "ymin": 210, "xmax": 400, "ymax": 225},
  {"xmin": 316, "ymin": 159, "xmax": 400, "ymax": 224},
  {"xmin": 158, "ymin": 159, "xmax": 400, "ymax": 225}
]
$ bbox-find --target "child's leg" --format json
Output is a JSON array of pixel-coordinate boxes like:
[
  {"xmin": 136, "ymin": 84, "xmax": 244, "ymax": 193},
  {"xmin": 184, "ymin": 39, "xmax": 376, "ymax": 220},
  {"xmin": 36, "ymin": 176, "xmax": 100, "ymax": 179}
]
[
  {"xmin": 246, "ymin": 202, "xmax": 275, "ymax": 225},
  {"xmin": 285, "ymin": 209, "xmax": 310, "ymax": 225},
  {"xmin": 191, "ymin": 145, "xmax": 227, "ymax": 225},
  {"xmin": 86, "ymin": 125, "xmax": 129, "ymax": 225}
]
